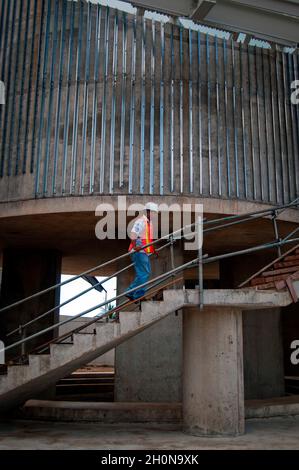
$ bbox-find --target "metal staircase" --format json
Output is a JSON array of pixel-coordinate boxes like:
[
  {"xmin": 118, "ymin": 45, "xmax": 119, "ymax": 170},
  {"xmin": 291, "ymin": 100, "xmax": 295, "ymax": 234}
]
[{"xmin": 0, "ymin": 199, "xmax": 299, "ymax": 413}]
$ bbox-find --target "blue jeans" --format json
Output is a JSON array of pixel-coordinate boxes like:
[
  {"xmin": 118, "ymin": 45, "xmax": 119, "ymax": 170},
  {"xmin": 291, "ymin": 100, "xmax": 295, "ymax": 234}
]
[{"xmin": 127, "ymin": 252, "xmax": 151, "ymax": 299}]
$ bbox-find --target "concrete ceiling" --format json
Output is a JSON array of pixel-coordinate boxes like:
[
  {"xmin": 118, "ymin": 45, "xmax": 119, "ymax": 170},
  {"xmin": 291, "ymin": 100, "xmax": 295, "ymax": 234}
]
[{"xmin": 127, "ymin": 0, "xmax": 299, "ymax": 46}]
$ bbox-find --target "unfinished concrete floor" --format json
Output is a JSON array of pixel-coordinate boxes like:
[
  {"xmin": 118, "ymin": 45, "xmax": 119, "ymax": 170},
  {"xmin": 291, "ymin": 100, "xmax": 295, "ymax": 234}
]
[{"xmin": 0, "ymin": 417, "xmax": 299, "ymax": 449}]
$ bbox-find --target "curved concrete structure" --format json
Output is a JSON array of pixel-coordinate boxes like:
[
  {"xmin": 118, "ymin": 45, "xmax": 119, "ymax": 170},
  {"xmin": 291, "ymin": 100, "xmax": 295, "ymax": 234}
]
[{"xmin": 0, "ymin": 0, "xmax": 298, "ymax": 207}]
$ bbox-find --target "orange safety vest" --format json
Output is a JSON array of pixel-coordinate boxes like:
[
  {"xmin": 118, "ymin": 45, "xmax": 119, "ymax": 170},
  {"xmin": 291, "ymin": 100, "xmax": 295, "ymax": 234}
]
[{"xmin": 129, "ymin": 218, "xmax": 155, "ymax": 255}]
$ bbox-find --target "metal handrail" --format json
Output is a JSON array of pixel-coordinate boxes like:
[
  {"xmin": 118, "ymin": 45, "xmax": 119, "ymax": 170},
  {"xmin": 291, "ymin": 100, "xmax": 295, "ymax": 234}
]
[
  {"xmin": 2, "ymin": 257, "xmax": 200, "ymax": 354},
  {"xmin": 2, "ymin": 229, "xmax": 299, "ymax": 356},
  {"xmin": 6, "ymin": 240, "xmax": 173, "ymax": 339},
  {"xmin": 0, "ymin": 223, "xmax": 196, "ymax": 315},
  {"xmin": 1, "ymin": 198, "xmax": 298, "ymax": 316}
]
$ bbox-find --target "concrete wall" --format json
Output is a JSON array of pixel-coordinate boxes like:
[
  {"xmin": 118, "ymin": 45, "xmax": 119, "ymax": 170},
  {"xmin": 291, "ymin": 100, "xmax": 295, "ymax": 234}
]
[
  {"xmin": 0, "ymin": 248, "xmax": 61, "ymax": 360},
  {"xmin": 115, "ymin": 311, "xmax": 182, "ymax": 402},
  {"xmin": 243, "ymin": 308, "xmax": 285, "ymax": 399},
  {"xmin": 114, "ymin": 243, "xmax": 184, "ymax": 402}
]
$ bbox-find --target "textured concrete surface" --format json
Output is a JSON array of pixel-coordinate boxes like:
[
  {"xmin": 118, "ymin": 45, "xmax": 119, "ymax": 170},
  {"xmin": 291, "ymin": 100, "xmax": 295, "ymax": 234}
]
[
  {"xmin": 20, "ymin": 400, "xmax": 182, "ymax": 423},
  {"xmin": 16, "ymin": 397, "xmax": 299, "ymax": 422},
  {"xmin": 183, "ymin": 307, "xmax": 244, "ymax": 436},
  {"xmin": 115, "ymin": 245, "xmax": 183, "ymax": 403},
  {"xmin": 246, "ymin": 396, "xmax": 299, "ymax": 419},
  {"xmin": 243, "ymin": 308, "xmax": 285, "ymax": 400},
  {"xmin": 1, "ymin": 417, "xmax": 299, "ymax": 449}
]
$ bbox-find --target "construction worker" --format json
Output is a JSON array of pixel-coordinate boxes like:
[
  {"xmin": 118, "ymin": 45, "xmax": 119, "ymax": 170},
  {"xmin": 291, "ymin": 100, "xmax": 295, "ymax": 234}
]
[{"xmin": 126, "ymin": 202, "xmax": 159, "ymax": 301}]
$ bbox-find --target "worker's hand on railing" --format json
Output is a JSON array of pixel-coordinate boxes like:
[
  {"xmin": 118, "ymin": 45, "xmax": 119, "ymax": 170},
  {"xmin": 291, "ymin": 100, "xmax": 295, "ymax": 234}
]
[{"xmin": 154, "ymin": 251, "xmax": 159, "ymax": 259}]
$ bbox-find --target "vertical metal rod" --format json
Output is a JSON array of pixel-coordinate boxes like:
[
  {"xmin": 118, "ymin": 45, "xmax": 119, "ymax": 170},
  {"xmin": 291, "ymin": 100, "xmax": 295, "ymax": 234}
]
[
  {"xmin": 282, "ymin": 51, "xmax": 295, "ymax": 201},
  {"xmin": 34, "ymin": 0, "xmax": 52, "ymax": 194},
  {"xmin": 62, "ymin": 0, "xmax": 76, "ymax": 195},
  {"xmin": 21, "ymin": 327, "xmax": 26, "ymax": 358},
  {"xmin": 0, "ymin": 0, "xmax": 17, "ymax": 177},
  {"xmin": 170, "ymin": 235, "xmax": 175, "ymax": 271},
  {"xmin": 80, "ymin": 2, "xmax": 92, "ymax": 195},
  {"xmin": 70, "ymin": 0, "xmax": 84, "ymax": 195},
  {"xmin": 197, "ymin": 215, "xmax": 203, "ymax": 310},
  {"xmin": 53, "ymin": 0, "xmax": 67, "ymax": 195},
  {"xmin": 0, "ymin": 0, "xmax": 11, "ymax": 176},
  {"xmin": 29, "ymin": 0, "xmax": 47, "ymax": 175},
  {"xmin": 41, "ymin": 0, "xmax": 59, "ymax": 196},
  {"xmin": 261, "ymin": 49, "xmax": 271, "ymax": 202},
  {"xmin": 179, "ymin": 26, "xmax": 183, "ymax": 193},
  {"xmin": 149, "ymin": 20, "xmax": 155, "ymax": 194},
  {"xmin": 170, "ymin": 25, "xmax": 174, "ymax": 192},
  {"xmin": 7, "ymin": 0, "xmax": 23, "ymax": 176},
  {"xmin": 188, "ymin": 29, "xmax": 193, "ymax": 193},
  {"xmin": 272, "ymin": 211, "xmax": 282, "ymax": 257},
  {"xmin": 239, "ymin": 42, "xmax": 248, "ymax": 199},
  {"xmin": 128, "ymin": 15, "xmax": 136, "ymax": 194},
  {"xmin": 140, "ymin": 16, "xmax": 146, "ymax": 194},
  {"xmin": 109, "ymin": 11, "xmax": 118, "ymax": 194},
  {"xmin": 206, "ymin": 35, "xmax": 212, "ymax": 195},
  {"xmin": 198, "ymin": 32, "xmax": 203, "ymax": 194},
  {"xmin": 247, "ymin": 45, "xmax": 257, "ymax": 200},
  {"xmin": 268, "ymin": 49, "xmax": 280, "ymax": 204},
  {"xmin": 159, "ymin": 22, "xmax": 165, "ymax": 195},
  {"xmin": 231, "ymin": 39, "xmax": 239, "ymax": 197},
  {"xmin": 99, "ymin": 6, "xmax": 110, "ymax": 194},
  {"xmin": 0, "ymin": 0, "xmax": 6, "ymax": 55},
  {"xmin": 215, "ymin": 37, "xmax": 222, "ymax": 197},
  {"xmin": 89, "ymin": 4, "xmax": 101, "ymax": 194},
  {"xmin": 293, "ymin": 53, "xmax": 299, "ymax": 151},
  {"xmin": 254, "ymin": 47, "xmax": 263, "ymax": 201},
  {"xmin": 119, "ymin": 12, "xmax": 127, "ymax": 188},
  {"xmin": 15, "ymin": 0, "xmax": 31, "ymax": 175},
  {"xmin": 223, "ymin": 39, "xmax": 231, "ymax": 197},
  {"xmin": 291, "ymin": 53, "xmax": 299, "ymax": 197},
  {"xmin": 275, "ymin": 47, "xmax": 287, "ymax": 204}
]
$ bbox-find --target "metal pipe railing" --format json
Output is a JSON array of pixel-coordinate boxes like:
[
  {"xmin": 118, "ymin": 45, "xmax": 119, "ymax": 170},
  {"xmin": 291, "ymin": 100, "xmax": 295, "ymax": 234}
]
[
  {"xmin": 6, "ymin": 240, "xmax": 173, "ymax": 339},
  {"xmin": 1, "ymin": 198, "xmax": 298, "ymax": 316},
  {"xmin": 2, "ymin": 257, "xmax": 200, "ymax": 354},
  {"xmin": 2, "ymin": 231, "xmax": 299, "ymax": 356},
  {"xmin": 0, "ymin": 223, "xmax": 196, "ymax": 314},
  {"xmin": 202, "ymin": 197, "xmax": 299, "ymax": 227},
  {"xmin": 2, "ymin": 198, "xmax": 299, "ymax": 355}
]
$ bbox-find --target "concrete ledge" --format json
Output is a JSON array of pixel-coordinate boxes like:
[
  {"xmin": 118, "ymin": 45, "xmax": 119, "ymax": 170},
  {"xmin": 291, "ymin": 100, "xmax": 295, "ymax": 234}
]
[
  {"xmin": 18, "ymin": 397, "xmax": 299, "ymax": 423},
  {"xmin": 19, "ymin": 400, "xmax": 182, "ymax": 423},
  {"xmin": 0, "ymin": 195, "xmax": 298, "ymax": 224},
  {"xmin": 245, "ymin": 396, "xmax": 299, "ymax": 419},
  {"xmin": 163, "ymin": 288, "xmax": 292, "ymax": 309}
]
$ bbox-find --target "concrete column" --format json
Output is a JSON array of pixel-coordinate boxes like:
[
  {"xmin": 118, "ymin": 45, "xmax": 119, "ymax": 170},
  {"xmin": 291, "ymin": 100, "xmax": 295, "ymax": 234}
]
[
  {"xmin": 183, "ymin": 306, "xmax": 244, "ymax": 436},
  {"xmin": 114, "ymin": 241, "xmax": 184, "ymax": 402},
  {"xmin": 0, "ymin": 248, "xmax": 61, "ymax": 361}
]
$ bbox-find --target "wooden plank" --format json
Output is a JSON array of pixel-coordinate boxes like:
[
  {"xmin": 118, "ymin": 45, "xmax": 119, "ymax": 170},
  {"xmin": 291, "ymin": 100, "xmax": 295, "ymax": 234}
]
[
  {"xmin": 274, "ymin": 260, "xmax": 299, "ymax": 269},
  {"xmin": 262, "ymin": 265, "xmax": 299, "ymax": 277},
  {"xmin": 254, "ymin": 281, "xmax": 275, "ymax": 290},
  {"xmin": 251, "ymin": 272, "xmax": 294, "ymax": 286},
  {"xmin": 284, "ymin": 255, "xmax": 299, "ymax": 263},
  {"xmin": 239, "ymin": 243, "xmax": 299, "ymax": 287}
]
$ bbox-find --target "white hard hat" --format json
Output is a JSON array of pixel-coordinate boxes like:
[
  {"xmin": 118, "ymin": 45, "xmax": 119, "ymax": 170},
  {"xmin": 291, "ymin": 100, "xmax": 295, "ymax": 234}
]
[{"xmin": 145, "ymin": 202, "xmax": 159, "ymax": 213}]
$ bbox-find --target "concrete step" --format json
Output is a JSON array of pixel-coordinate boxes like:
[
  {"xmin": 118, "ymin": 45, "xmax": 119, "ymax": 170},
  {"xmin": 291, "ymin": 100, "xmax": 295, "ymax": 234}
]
[
  {"xmin": 20, "ymin": 399, "xmax": 182, "ymax": 423},
  {"xmin": 19, "ymin": 396, "xmax": 299, "ymax": 422},
  {"xmin": 118, "ymin": 311, "xmax": 141, "ymax": 334}
]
